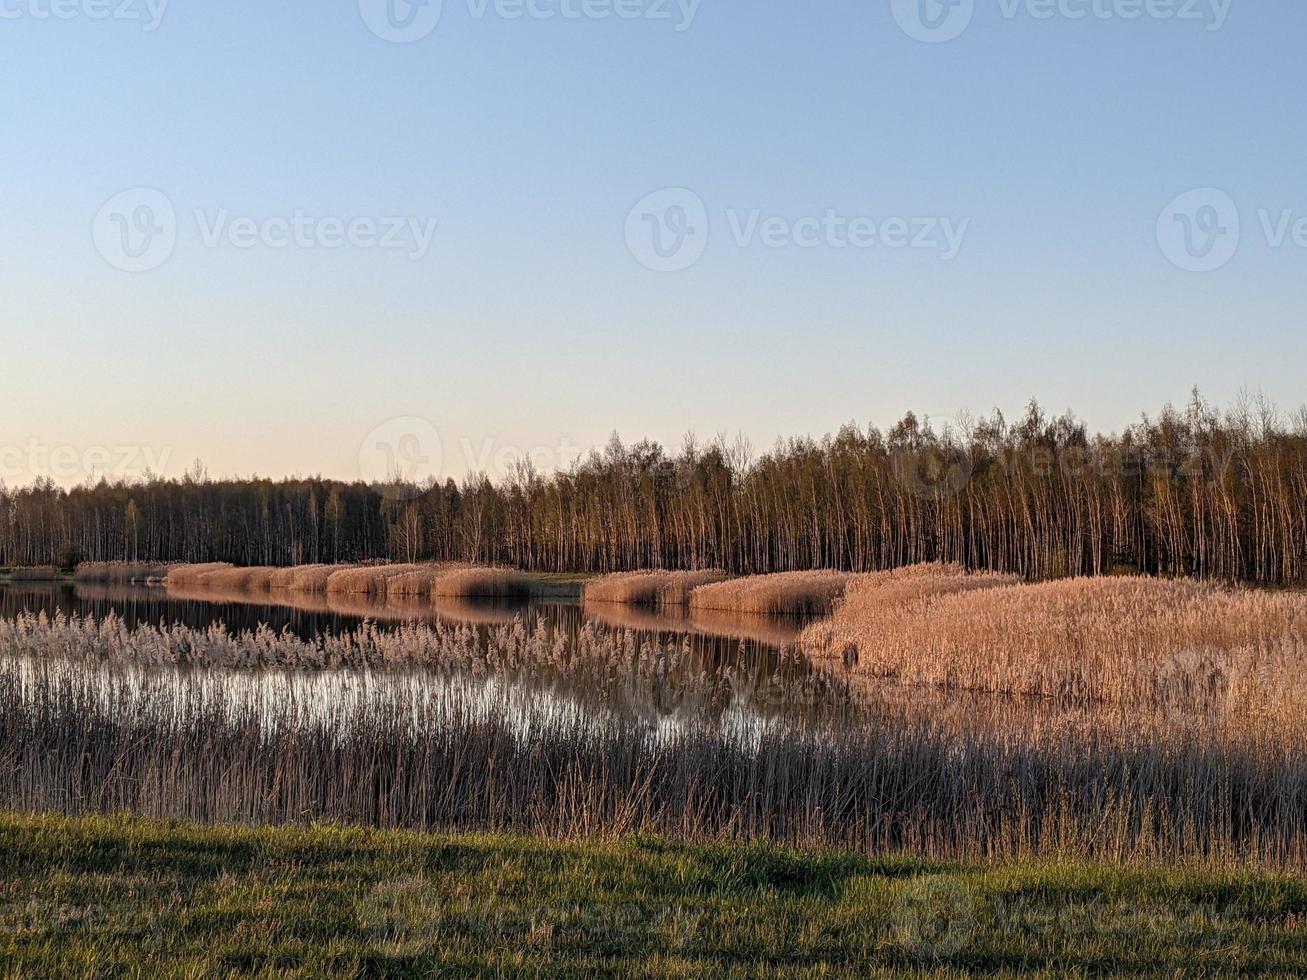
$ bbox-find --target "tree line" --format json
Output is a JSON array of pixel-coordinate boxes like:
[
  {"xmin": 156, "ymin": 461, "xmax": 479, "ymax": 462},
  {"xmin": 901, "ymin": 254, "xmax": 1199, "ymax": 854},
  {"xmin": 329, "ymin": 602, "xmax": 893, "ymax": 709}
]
[{"xmin": 3, "ymin": 395, "xmax": 1305, "ymax": 586}]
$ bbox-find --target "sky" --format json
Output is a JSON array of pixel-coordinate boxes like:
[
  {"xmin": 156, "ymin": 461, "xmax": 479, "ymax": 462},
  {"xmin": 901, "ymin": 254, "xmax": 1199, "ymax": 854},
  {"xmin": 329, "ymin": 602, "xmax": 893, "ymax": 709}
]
[{"xmin": 2, "ymin": 0, "xmax": 1304, "ymax": 488}]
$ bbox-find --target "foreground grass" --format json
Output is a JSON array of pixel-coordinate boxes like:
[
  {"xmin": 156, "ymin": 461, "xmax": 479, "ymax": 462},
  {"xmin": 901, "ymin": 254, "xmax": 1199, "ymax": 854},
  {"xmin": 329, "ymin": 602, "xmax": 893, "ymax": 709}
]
[{"xmin": 0, "ymin": 814, "xmax": 1304, "ymax": 977}]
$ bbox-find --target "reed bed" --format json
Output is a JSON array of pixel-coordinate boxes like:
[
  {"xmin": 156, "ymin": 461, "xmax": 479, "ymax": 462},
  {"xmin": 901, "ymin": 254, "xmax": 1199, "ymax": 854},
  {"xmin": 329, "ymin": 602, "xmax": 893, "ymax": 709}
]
[
  {"xmin": 74, "ymin": 561, "xmax": 176, "ymax": 584},
  {"xmin": 198, "ymin": 566, "xmax": 281, "ymax": 592},
  {"xmin": 0, "ymin": 611, "xmax": 827, "ymax": 724},
  {"xmin": 384, "ymin": 565, "xmax": 471, "ymax": 599},
  {"xmin": 277, "ymin": 563, "xmax": 353, "ymax": 592},
  {"xmin": 325, "ymin": 564, "xmax": 428, "ymax": 595},
  {"xmin": 584, "ymin": 570, "xmax": 729, "ymax": 607},
  {"xmin": 432, "ymin": 567, "xmax": 532, "ymax": 600},
  {"xmin": 803, "ymin": 569, "xmax": 1307, "ymax": 727},
  {"xmin": 803, "ymin": 562, "xmax": 1019, "ymax": 665},
  {"xmin": 171, "ymin": 563, "xmax": 381, "ymax": 595},
  {"xmin": 689, "ymin": 571, "xmax": 856, "ymax": 618},
  {"xmin": 269, "ymin": 564, "xmax": 334, "ymax": 590},
  {"xmin": 164, "ymin": 563, "xmax": 234, "ymax": 589},
  {"xmin": 0, "ymin": 639, "xmax": 1303, "ymax": 868}
]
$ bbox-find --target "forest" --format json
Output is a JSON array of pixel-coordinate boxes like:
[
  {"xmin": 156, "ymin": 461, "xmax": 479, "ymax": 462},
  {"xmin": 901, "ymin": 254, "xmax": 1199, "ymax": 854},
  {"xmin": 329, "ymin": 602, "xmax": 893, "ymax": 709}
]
[{"xmin": 4, "ymin": 396, "xmax": 1306, "ymax": 586}]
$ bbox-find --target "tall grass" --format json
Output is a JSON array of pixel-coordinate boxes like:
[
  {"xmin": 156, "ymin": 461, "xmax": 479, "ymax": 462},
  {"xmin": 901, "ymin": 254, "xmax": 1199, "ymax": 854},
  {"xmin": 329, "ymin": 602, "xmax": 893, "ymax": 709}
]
[
  {"xmin": 385, "ymin": 565, "xmax": 471, "ymax": 599},
  {"xmin": 802, "ymin": 562, "xmax": 1019, "ymax": 664},
  {"xmin": 74, "ymin": 561, "xmax": 176, "ymax": 584},
  {"xmin": 1, "ymin": 636, "xmax": 1303, "ymax": 867},
  {"xmin": 278, "ymin": 564, "xmax": 352, "ymax": 592},
  {"xmin": 200, "ymin": 566, "xmax": 281, "ymax": 591},
  {"xmin": 802, "ymin": 568, "xmax": 1307, "ymax": 725},
  {"xmin": 325, "ymin": 564, "xmax": 430, "ymax": 595},
  {"xmin": 165, "ymin": 561, "xmax": 533, "ymax": 602},
  {"xmin": 0, "ymin": 611, "xmax": 824, "ymax": 722},
  {"xmin": 171, "ymin": 562, "xmax": 374, "ymax": 594},
  {"xmin": 584, "ymin": 570, "xmax": 729, "ymax": 607},
  {"xmin": 689, "ymin": 571, "xmax": 856, "ymax": 618},
  {"xmin": 433, "ymin": 567, "xmax": 532, "ymax": 600},
  {"xmin": 164, "ymin": 563, "xmax": 234, "ymax": 589}
]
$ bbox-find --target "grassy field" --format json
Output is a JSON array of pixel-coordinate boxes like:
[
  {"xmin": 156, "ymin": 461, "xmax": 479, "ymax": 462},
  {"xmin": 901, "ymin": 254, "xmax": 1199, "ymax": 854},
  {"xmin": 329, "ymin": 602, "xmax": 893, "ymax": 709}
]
[{"xmin": 0, "ymin": 812, "xmax": 1304, "ymax": 978}]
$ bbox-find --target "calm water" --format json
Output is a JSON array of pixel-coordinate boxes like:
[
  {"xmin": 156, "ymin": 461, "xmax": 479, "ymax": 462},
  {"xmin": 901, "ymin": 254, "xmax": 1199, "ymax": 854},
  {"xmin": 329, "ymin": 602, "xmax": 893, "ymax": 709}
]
[
  {"xmin": 0, "ymin": 584, "xmax": 1091, "ymax": 736},
  {"xmin": 0, "ymin": 582, "xmax": 844, "ymax": 725}
]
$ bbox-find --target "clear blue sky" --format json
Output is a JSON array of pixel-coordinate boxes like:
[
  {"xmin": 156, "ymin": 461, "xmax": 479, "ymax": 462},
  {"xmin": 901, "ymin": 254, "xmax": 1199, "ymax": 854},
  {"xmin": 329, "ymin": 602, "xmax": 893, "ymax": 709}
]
[{"xmin": 2, "ymin": 1, "xmax": 1304, "ymax": 486}]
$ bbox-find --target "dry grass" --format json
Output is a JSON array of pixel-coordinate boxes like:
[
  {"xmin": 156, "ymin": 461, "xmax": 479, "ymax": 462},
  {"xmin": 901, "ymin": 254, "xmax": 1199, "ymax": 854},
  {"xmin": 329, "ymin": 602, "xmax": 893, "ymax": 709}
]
[
  {"xmin": 277, "ymin": 564, "xmax": 353, "ymax": 593},
  {"xmin": 268, "ymin": 565, "xmax": 330, "ymax": 590},
  {"xmin": 165, "ymin": 564, "xmax": 280, "ymax": 592},
  {"xmin": 384, "ymin": 565, "xmax": 471, "ymax": 599},
  {"xmin": 2, "ymin": 612, "xmax": 1305, "ymax": 867},
  {"xmin": 163, "ymin": 563, "xmax": 234, "ymax": 588},
  {"xmin": 199, "ymin": 566, "xmax": 280, "ymax": 592},
  {"xmin": 166, "ymin": 562, "xmax": 516, "ymax": 601},
  {"xmin": 689, "ymin": 571, "xmax": 856, "ymax": 618},
  {"xmin": 802, "ymin": 562, "xmax": 1019, "ymax": 665},
  {"xmin": 803, "ymin": 567, "xmax": 1307, "ymax": 729},
  {"xmin": 324, "ymin": 564, "xmax": 428, "ymax": 595},
  {"xmin": 432, "ymin": 567, "xmax": 532, "ymax": 600},
  {"xmin": 74, "ymin": 562, "xmax": 176, "ymax": 584},
  {"xmin": 584, "ymin": 570, "xmax": 729, "ymax": 607}
]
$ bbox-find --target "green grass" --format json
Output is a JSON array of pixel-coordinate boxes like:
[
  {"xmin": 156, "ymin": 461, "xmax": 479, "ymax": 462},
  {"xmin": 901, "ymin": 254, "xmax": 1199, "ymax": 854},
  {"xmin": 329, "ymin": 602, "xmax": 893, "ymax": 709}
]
[{"xmin": 0, "ymin": 813, "xmax": 1304, "ymax": 977}]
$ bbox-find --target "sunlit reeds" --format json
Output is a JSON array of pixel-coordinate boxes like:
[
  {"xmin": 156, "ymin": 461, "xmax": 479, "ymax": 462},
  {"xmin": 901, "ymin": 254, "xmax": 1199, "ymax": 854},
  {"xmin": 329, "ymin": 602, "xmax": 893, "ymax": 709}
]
[
  {"xmin": 325, "ymin": 564, "xmax": 427, "ymax": 595},
  {"xmin": 74, "ymin": 561, "xmax": 176, "ymax": 584},
  {"xmin": 803, "ymin": 567, "xmax": 1307, "ymax": 732},
  {"xmin": 385, "ymin": 565, "xmax": 470, "ymax": 599},
  {"xmin": 584, "ymin": 570, "xmax": 729, "ymax": 607},
  {"xmin": 164, "ymin": 563, "xmax": 234, "ymax": 589},
  {"xmin": 1, "ymin": 633, "xmax": 1302, "ymax": 868},
  {"xmin": 279, "ymin": 564, "xmax": 351, "ymax": 593},
  {"xmin": 202, "ymin": 566, "xmax": 280, "ymax": 591},
  {"xmin": 162, "ymin": 562, "xmax": 539, "ymax": 604},
  {"xmin": 802, "ymin": 562, "xmax": 1018, "ymax": 665},
  {"xmin": 689, "ymin": 571, "xmax": 856, "ymax": 618}
]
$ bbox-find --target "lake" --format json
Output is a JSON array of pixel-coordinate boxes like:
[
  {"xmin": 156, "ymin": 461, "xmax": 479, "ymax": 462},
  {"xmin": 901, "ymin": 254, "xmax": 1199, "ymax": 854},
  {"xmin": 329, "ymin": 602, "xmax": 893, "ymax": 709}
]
[{"xmin": 0, "ymin": 581, "xmax": 854, "ymax": 727}]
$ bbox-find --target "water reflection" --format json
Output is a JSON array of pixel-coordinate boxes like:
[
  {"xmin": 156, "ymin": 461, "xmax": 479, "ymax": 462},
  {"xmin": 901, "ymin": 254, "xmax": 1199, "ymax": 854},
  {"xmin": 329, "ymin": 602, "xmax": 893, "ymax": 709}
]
[
  {"xmin": 0, "ymin": 584, "xmax": 1173, "ymax": 741},
  {"xmin": 0, "ymin": 581, "xmax": 844, "ymax": 725}
]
